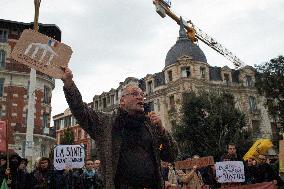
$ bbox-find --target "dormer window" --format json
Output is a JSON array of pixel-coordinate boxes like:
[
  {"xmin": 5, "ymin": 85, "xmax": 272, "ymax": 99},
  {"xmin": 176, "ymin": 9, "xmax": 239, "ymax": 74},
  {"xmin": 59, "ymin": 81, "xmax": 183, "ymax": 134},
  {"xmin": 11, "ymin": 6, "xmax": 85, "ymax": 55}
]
[
  {"xmin": 245, "ymin": 75, "xmax": 253, "ymax": 87},
  {"xmin": 168, "ymin": 70, "xmax": 173, "ymax": 82},
  {"xmin": 181, "ymin": 67, "xmax": 190, "ymax": 78},
  {"xmin": 224, "ymin": 73, "xmax": 230, "ymax": 85},
  {"xmin": 200, "ymin": 67, "xmax": 206, "ymax": 79}
]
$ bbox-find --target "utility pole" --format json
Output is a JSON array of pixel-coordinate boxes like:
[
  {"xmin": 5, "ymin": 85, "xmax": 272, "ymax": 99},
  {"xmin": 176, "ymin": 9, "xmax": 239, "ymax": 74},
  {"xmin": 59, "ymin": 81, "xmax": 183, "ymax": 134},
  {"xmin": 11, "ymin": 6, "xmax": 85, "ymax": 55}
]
[{"xmin": 25, "ymin": 0, "xmax": 41, "ymax": 169}]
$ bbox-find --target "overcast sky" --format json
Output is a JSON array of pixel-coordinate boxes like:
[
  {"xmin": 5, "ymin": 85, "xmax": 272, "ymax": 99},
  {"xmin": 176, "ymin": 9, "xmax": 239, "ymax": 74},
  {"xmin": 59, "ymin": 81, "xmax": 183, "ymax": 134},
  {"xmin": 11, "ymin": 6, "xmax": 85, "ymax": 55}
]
[{"xmin": 1, "ymin": 0, "xmax": 284, "ymax": 122}]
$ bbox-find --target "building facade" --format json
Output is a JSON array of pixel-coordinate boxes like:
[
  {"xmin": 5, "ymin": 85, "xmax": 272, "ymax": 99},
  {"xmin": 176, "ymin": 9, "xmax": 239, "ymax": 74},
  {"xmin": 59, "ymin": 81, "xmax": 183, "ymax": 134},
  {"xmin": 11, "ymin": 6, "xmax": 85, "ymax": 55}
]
[
  {"xmin": 55, "ymin": 24, "xmax": 279, "ymax": 157},
  {"xmin": 53, "ymin": 103, "xmax": 95, "ymax": 160},
  {"xmin": 0, "ymin": 19, "xmax": 61, "ymax": 158}
]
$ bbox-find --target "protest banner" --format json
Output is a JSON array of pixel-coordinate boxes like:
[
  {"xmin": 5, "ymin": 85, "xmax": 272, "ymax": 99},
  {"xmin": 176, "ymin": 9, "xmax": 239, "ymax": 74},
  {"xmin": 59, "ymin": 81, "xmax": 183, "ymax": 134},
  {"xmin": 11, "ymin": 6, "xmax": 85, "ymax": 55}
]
[
  {"xmin": 243, "ymin": 139, "xmax": 273, "ymax": 162},
  {"xmin": 280, "ymin": 140, "xmax": 284, "ymax": 173},
  {"xmin": 0, "ymin": 121, "xmax": 7, "ymax": 152},
  {"xmin": 53, "ymin": 145, "xmax": 85, "ymax": 170},
  {"xmin": 220, "ymin": 181, "xmax": 277, "ymax": 189},
  {"xmin": 215, "ymin": 161, "xmax": 245, "ymax": 183},
  {"xmin": 11, "ymin": 29, "xmax": 73, "ymax": 79},
  {"xmin": 175, "ymin": 156, "xmax": 214, "ymax": 170}
]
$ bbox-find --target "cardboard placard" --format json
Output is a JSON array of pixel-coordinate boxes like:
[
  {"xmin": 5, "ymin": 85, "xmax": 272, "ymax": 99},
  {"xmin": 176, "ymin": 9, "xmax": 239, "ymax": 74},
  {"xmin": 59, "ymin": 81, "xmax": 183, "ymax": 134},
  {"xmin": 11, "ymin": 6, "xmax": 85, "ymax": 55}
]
[
  {"xmin": 216, "ymin": 161, "xmax": 245, "ymax": 183},
  {"xmin": 174, "ymin": 156, "xmax": 214, "ymax": 170},
  {"xmin": 54, "ymin": 145, "xmax": 85, "ymax": 170},
  {"xmin": 11, "ymin": 29, "xmax": 72, "ymax": 79}
]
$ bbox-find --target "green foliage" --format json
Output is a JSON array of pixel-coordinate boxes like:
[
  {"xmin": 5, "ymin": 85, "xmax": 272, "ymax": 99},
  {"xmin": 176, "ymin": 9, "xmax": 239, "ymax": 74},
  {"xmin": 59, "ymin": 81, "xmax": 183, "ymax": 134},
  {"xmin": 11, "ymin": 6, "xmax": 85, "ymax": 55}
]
[
  {"xmin": 172, "ymin": 91, "xmax": 253, "ymax": 160},
  {"xmin": 255, "ymin": 55, "xmax": 284, "ymax": 128},
  {"xmin": 60, "ymin": 127, "xmax": 74, "ymax": 145}
]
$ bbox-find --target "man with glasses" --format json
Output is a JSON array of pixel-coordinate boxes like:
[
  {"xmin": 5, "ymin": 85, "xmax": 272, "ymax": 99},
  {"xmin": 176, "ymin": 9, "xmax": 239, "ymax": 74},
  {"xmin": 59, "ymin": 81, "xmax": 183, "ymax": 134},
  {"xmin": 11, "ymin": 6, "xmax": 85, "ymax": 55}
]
[{"xmin": 61, "ymin": 67, "xmax": 178, "ymax": 189}]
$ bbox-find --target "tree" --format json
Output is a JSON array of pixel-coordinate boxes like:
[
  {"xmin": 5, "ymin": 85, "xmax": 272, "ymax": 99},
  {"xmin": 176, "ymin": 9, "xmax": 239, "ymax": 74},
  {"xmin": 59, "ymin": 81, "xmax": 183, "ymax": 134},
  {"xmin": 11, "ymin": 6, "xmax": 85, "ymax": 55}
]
[
  {"xmin": 255, "ymin": 55, "xmax": 284, "ymax": 128},
  {"xmin": 172, "ymin": 91, "xmax": 253, "ymax": 160},
  {"xmin": 49, "ymin": 127, "xmax": 74, "ymax": 161},
  {"xmin": 60, "ymin": 127, "xmax": 74, "ymax": 145}
]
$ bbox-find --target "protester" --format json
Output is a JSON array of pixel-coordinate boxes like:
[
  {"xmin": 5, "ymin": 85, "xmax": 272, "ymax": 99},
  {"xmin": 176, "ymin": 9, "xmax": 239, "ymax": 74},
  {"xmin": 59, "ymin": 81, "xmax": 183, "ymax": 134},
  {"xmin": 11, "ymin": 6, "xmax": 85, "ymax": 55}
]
[
  {"xmin": 30, "ymin": 157, "xmax": 56, "ymax": 189},
  {"xmin": 161, "ymin": 161, "xmax": 169, "ymax": 182},
  {"xmin": 81, "ymin": 160, "xmax": 103, "ymax": 189},
  {"xmin": 255, "ymin": 154, "xmax": 284, "ymax": 187},
  {"xmin": 93, "ymin": 160, "xmax": 101, "ymax": 173},
  {"xmin": 13, "ymin": 158, "xmax": 31, "ymax": 189},
  {"xmin": 244, "ymin": 157, "xmax": 257, "ymax": 184},
  {"xmin": 167, "ymin": 163, "xmax": 178, "ymax": 187},
  {"xmin": 61, "ymin": 67, "xmax": 178, "ymax": 189},
  {"xmin": 220, "ymin": 143, "xmax": 240, "ymax": 161},
  {"xmin": 0, "ymin": 154, "xmax": 7, "ymax": 184}
]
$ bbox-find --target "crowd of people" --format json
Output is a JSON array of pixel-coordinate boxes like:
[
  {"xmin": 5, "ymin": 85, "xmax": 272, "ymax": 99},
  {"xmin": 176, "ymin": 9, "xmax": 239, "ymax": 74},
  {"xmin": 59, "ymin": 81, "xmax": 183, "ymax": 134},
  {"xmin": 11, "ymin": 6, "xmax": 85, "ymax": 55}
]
[
  {"xmin": 1, "ymin": 143, "xmax": 283, "ymax": 189},
  {"xmin": 162, "ymin": 144, "xmax": 284, "ymax": 189},
  {"xmin": 0, "ymin": 154, "xmax": 103, "ymax": 189}
]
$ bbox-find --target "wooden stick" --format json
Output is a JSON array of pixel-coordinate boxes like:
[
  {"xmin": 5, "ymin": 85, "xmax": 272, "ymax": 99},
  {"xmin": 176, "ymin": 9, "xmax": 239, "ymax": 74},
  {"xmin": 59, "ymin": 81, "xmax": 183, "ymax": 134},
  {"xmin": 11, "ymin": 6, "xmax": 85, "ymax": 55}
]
[{"xmin": 34, "ymin": 0, "xmax": 41, "ymax": 31}]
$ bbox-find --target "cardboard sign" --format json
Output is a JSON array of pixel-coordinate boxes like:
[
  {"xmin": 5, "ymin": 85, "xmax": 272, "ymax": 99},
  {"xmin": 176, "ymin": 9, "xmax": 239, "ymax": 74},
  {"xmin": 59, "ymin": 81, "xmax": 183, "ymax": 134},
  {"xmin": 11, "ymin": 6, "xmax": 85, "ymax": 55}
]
[
  {"xmin": 11, "ymin": 29, "xmax": 72, "ymax": 78},
  {"xmin": 175, "ymin": 156, "xmax": 214, "ymax": 170},
  {"xmin": 54, "ymin": 145, "xmax": 85, "ymax": 170},
  {"xmin": 221, "ymin": 181, "xmax": 277, "ymax": 189},
  {"xmin": 0, "ymin": 121, "xmax": 7, "ymax": 152},
  {"xmin": 215, "ymin": 161, "xmax": 245, "ymax": 183}
]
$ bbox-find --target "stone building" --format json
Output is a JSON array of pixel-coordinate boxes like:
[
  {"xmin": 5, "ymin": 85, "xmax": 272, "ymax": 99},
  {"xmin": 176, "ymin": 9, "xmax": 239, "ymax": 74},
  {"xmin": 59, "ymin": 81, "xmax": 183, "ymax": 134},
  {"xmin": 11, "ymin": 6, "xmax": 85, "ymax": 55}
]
[
  {"xmin": 55, "ymin": 23, "xmax": 279, "ymax": 156},
  {"xmin": 0, "ymin": 19, "xmax": 60, "ymax": 157}
]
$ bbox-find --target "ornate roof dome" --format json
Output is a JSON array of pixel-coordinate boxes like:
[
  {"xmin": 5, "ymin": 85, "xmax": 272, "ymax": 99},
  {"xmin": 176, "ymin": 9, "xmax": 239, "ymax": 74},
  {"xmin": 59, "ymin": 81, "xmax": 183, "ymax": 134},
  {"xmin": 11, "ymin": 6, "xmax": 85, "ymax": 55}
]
[{"xmin": 165, "ymin": 19, "xmax": 207, "ymax": 67}]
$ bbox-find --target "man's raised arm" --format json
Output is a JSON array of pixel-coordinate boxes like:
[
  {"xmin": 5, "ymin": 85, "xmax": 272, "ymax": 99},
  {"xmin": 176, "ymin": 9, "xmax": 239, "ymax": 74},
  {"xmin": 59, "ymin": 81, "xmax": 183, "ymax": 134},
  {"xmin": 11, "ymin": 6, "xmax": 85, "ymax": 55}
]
[{"xmin": 61, "ymin": 67, "xmax": 103, "ymax": 139}]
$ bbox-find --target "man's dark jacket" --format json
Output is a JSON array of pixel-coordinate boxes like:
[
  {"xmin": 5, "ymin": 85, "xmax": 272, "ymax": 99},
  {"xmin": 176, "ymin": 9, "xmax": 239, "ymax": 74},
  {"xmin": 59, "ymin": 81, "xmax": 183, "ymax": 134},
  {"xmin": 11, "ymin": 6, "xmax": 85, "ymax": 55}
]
[{"xmin": 64, "ymin": 83, "xmax": 178, "ymax": 189}]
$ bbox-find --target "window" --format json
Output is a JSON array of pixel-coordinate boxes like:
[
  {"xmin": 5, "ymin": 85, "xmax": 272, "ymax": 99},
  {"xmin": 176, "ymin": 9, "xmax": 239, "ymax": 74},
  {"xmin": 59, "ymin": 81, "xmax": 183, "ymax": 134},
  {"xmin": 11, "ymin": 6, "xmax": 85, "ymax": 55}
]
[
  {"xmin": 0, "ymin": 30, "xmax": 8, "ymax": 43},
  {"xmin": 169, "ymin": 95, "xmax": 175, "ymax": 110},
  {"xmin": 110, "ymin": 95, "xmax": 114, "ymax": 105},
  {"xmin": 224, "ymin": 73, "xmax": 230, "ymax": 85},
  {"xmin": 271, "ymin": 122, "xmax": 280, "ymax": 142},
  {"xmin": 181, "ymin": 67, "xmax": 190, "ymax": 78},
  {"xmin": 43, "ymin": 86, "xmax": 50, "ymax": 104},
  {"xmin": 107, "ymin": 96, "xmax": 110, "ymax": 104},
  {"xmin": 200, "ymin": 67, "xmax": 206, "ymax": 79},
  {"xmin": 248, "ymin": 96, "xmax": 257, "ymax": 112},
  {"xmin": 95, "ymin": 100, "xmax": 99, "ymax": 110},
  {"xmin": 115, "ymin": 90, "xmax": 119, "ymax": 101},
  {"xmin": 0, "ymin": 78, "xmax": 4, "ymax": 97},
  {"xmin": 64, "ymin": 116, "xmax": 71, "ymax": 128},
  {"xmin": 103, "ymin": 98, "xmax": 107, "ymax": 108},
  {"xmin": 0, "ymin": 50, "xmax": 6, "ymax": 69},
  {"xmin": 60, "ymin": 119, "xmax": 64, "ymax": 129},
  {"xmin": 252, "ymin": 120, "xmax": 260, "ymax": 137},
  {"xmin": 168, "ymin": 70, "xmax": 173, "ymax": 82},
  {"xmin": 148, "ymin": 80, "xmax": 153, "ymax": 93},
  {"xmin": 245, "ymin": 75, "xmax": 253, "ymax": 87},
  {"xmin": 24, "ymin": 109, "xmax": 28, "ymax": 127},
  {"xmin": 43, "ymin": 114, "xmax": 49, "ymax": 128}
]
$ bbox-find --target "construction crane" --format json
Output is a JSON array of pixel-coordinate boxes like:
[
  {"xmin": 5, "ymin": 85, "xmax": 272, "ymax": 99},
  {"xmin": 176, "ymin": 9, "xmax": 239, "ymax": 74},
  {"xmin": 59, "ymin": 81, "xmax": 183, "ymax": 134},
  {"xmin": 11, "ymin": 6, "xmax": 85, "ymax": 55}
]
[{"xmin": 153, "ymin": 0, "xmax": 245, "ymax": 68}]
